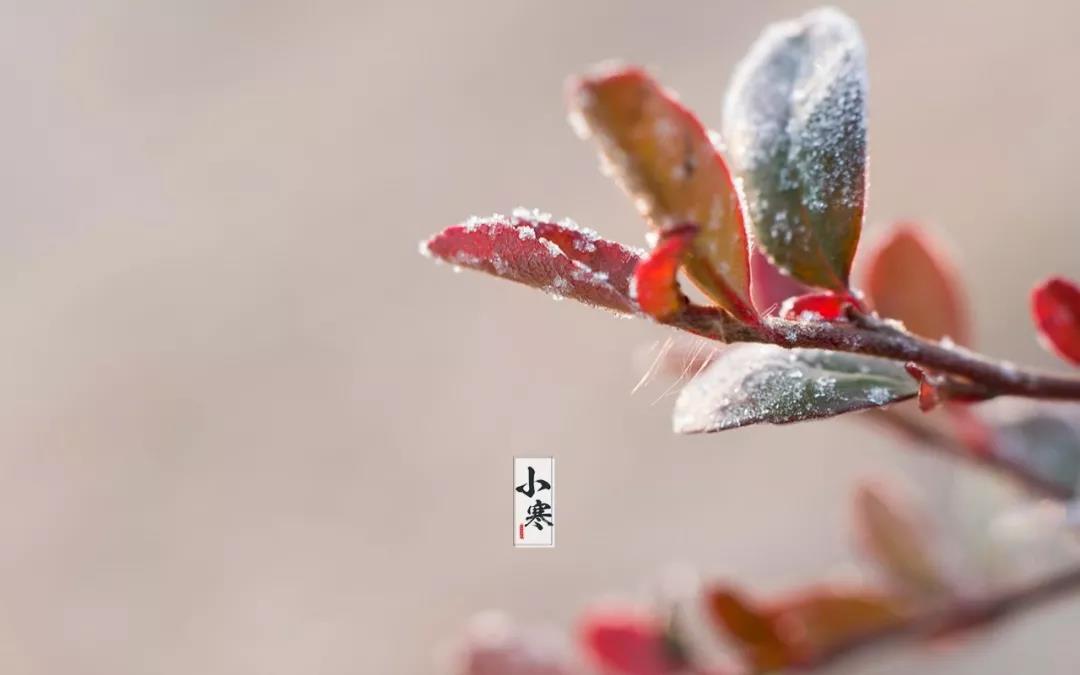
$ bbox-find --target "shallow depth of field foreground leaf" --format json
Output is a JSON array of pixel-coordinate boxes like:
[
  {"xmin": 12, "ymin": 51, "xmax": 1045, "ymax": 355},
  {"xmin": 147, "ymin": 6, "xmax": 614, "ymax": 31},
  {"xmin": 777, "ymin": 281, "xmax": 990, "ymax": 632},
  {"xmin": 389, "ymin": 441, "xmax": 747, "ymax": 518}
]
[
  {"xmin": 1032, "ymin": 276, "xmax": 1080, "ymax": 366},
  {"xmin": 854, "ymin": 483, "xmax": 953, "ymax": 602},
  {"xmin": 863, "ymin": 222, "xmax": 971, "ymax": 345}
]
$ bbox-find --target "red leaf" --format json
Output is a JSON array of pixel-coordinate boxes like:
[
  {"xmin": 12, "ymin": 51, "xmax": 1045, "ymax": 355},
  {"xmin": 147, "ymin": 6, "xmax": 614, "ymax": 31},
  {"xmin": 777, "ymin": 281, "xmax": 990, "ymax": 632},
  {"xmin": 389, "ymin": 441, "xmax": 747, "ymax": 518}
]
[
  {"xmin": 917, "ymin": 378, "xmax": 941, "ymax": 412},
  {"xmin": 422, "ymin": 211, "xmax": 643, "ymax": 315},
  {"xmin": 633, "ymin": 224, "xmax": 697, "ymax": 320},
  {"xmin": 780, "ymin": 292, "xmax": 853, "ymax": 321},
  {"xmin": 853, "ymin": 482, "xmax": 952, "ymax": 602},
  {"xmin": 764, "ymin": 587, "xmax": 906, "ymax": 659},
  {"xmin": 904, "ymin": 364, "xmax": 940, "ymax": 412},
  {"xmin": 579, "ymin": 610, "xmax": 679, "ymax": 675},
  {"xmin": 750, "ymin": 248, "xmax": 810, "ymax": 314},
  {"xmin": 569, "ymin": 65, "xmax": 756, "ymax": 323},
  {"xmin": 862, "ymin": 222, "xmax": 971, "ymax": 345},
  {"xmin": 1031, "ymin": 276, "xmax": 1080, "ymax": 365},
  {"xmin": 946, "ymin": 405, "xmax": 995, "ymax": 459},
  {"xmin": 706, "ymin": 586, "xmax": 803, "ymax": 671}
]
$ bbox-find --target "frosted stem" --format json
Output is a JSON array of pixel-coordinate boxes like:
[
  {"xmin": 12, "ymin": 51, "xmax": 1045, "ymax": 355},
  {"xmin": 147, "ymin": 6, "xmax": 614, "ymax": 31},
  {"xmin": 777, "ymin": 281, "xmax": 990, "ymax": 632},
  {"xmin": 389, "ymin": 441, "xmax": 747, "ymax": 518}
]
[{"xmin": 669, "ymin": 306, "xmax": 1080, "ymax": 401}]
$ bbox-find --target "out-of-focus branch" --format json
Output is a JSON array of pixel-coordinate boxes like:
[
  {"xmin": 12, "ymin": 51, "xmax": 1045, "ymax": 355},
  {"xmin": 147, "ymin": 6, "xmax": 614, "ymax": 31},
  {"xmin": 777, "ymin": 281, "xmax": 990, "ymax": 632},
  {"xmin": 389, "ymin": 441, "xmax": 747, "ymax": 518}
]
[
  {"xmin": 864, "ymin": 409, "xmax": 1074, "ymax": 500},
  {"xmin": 813, "ymin": 563, "xmax": 1080, "ymax": 669}
]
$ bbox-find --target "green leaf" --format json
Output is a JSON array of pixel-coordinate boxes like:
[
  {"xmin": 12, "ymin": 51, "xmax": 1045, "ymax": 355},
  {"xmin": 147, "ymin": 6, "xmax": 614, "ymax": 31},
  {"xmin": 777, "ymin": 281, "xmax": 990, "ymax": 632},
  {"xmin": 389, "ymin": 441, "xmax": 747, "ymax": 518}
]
[
  {"xmin": 673, "ymin": 344, "xmax": 916, "ymax": 433},
  {"xmin": 722, "ymin": 8, "xmax": 867, "ymax": 290},
  {"xmin": 995, "ymin": 403, "xmax": 1080, "ymax": 497}
]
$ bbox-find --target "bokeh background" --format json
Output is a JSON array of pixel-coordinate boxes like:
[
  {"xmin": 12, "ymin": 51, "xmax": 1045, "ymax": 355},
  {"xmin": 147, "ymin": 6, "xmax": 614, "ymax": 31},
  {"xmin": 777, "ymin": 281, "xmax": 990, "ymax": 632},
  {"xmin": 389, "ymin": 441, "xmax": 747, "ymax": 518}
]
[{"xmin": 2, "ymin": 1, "xmax": 1079, "ymax": 673}]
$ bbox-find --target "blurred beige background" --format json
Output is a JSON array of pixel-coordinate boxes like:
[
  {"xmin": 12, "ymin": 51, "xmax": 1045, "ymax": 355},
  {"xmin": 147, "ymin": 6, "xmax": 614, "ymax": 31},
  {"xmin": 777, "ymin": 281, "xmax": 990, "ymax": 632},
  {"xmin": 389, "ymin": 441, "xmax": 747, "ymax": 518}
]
[{"xmin": 1, "ymin": 1, "xmax": 1079, "ymax": 673}]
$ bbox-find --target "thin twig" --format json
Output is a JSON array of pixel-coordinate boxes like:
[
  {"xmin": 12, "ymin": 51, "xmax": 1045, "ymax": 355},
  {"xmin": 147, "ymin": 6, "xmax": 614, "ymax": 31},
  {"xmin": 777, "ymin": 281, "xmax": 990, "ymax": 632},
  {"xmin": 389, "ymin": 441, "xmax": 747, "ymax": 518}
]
[{"xmin": 668, "ymin": 306, "xmax": 1080, "ymax": 400}]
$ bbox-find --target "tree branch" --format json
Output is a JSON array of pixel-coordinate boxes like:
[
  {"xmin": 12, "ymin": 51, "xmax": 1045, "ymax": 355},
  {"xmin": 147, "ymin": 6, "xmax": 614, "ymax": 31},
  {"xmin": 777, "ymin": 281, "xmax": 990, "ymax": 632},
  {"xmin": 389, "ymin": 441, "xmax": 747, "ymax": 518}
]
[{"xmin": 668, "ymin": 306, "xmax": 1080, "ymax": 401}]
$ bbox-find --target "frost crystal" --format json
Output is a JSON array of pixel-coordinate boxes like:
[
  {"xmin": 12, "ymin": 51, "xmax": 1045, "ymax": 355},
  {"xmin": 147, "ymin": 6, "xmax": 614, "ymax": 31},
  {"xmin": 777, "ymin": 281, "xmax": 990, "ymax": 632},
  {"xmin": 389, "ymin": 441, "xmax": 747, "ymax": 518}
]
[
  {"xmin": 417, "ymin": 238, "xmax": 434, "ymax": 259},
  {"xmin": 866, "ymin": 386, "xmax": 891, "ymax": 405},
  {"xmin": 452, "ymin": 252, "xmax": 482, "ymax": 267},
  {"xmin": 539, "ymin": 238, "xmax": 565, "ymax": 259},
  {"xmin": 512, "ymin": 206, "xmax": 553, "ymax": 223}
]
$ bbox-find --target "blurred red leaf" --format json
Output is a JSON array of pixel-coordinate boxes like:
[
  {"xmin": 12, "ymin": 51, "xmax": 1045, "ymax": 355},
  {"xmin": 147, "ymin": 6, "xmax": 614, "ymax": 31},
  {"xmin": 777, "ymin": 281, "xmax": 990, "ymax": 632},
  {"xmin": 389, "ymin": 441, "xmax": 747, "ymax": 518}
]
[
  {"xmin": 947, "ymin": 404, "xmax": 995, "ymax": 459},
  {"xmin": 579, "ymin": 610, "xmax": 681, "ymax": 675},
  {"xmin": 853, "ymin": 483, "xmax": 952, "ymax": 602},
  {"xmin": 862, "ymin": 222, "xmax": 971, "ymax": 345},
  {"xmin": 569, "ymin": 65, "xmax": 756, "ymax": 322},
  {"xmin": 706, "ymin": 586, "xmax": 802, "ymax": 671},
  {"xmin": 765, "ymin": 587, "xmax": 907, "ymax": 659},
  {"xmin": 422, "ymin": 211, "xmax": 642, "ymax": 314},
  {"xmin": 780, "ymin": 292, "xmax": 853, "ymax": 321},
  {"xmin": 750, "ymin": 248, "xmax": 810, "ymax": 314},
  {"xmin": 1031, "ymin": 276, "xmax": 1080, "ymax": 365},
  {"xmin": 634, "ymin": 224, "xmax": 697, "ymax": 320}
]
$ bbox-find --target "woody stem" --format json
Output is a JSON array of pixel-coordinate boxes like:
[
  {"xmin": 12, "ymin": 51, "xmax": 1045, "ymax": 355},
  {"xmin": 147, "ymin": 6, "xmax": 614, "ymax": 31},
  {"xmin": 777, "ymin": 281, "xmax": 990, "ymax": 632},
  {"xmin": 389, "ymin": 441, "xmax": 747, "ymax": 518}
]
[{"xmin": 668, "ymin": 306, "xmax": 1080, "ymax": 401}]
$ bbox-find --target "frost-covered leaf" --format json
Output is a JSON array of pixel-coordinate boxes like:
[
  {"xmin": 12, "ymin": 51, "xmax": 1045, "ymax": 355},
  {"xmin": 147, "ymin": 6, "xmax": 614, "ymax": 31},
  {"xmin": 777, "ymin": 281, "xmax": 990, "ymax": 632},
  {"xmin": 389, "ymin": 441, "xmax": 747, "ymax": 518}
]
[
  {"xmin": 780, "ymin": 291, "xmax": 852, "ymax": 321},
  {"xmin": 634, "ymin": 224, "xmax": 697, "ymax": 320},
  {"xmin": 673, "ymin": 344, "xmax": 915, "ymax": 432},
  {"xmin": 707, "ymin": 587, "xmax": 799, "ymax": 671},
  {"xmin": 1031, "ymin": 276, "xmax": 1080, "ymax": 365},
  {"xmin": 863, "ymin": 223, "xmax": 971, "ymax": 345},
  {"xmin": 993, "ymin": 402, "xmax": 1080, "ymax": 498},
  {"xmin": 579, "ymin": 609, "xmax": 683, "ymax": 675},
  {"xmin": 765, "ymin": 588, "xmax": 906, "ymax": 658},
  {"xmin": 854, "ymin": 483, "xmax": 952, "ymax": 602},
  {"xmin": 723, "ymin": 8, "xmax": 867, "ymax": 290},
  {"xmin": 569, "ymin": 65, "xmax": 756, "ymax": 322},
  {"xmin": 422, "ymin": 211, "xmax": 642, "ymax": 314}
]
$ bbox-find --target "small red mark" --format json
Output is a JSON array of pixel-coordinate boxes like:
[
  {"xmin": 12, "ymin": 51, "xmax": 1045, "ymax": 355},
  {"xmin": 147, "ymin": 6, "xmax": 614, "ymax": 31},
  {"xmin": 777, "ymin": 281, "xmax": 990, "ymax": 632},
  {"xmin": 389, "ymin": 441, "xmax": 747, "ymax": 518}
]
[{"xmin": 519, "ymin": 523, "xmax": 525, "ymax": 540}]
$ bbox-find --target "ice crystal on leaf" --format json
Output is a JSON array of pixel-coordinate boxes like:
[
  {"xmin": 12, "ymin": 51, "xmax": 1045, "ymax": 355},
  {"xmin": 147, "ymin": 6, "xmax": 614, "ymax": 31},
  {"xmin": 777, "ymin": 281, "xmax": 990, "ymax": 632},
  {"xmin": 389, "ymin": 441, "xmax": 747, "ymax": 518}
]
[
  {"xmin": 423, "ymin": 214, "xmax": 642, "ymax": 315},
  {"xmin": 673, "ymin": 344, "xmax": 916, "ymax": 432}
]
